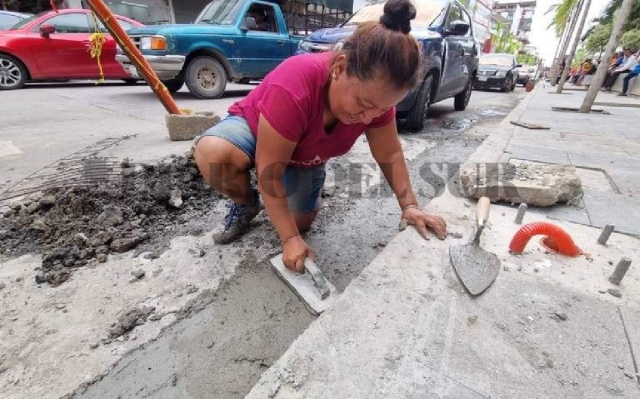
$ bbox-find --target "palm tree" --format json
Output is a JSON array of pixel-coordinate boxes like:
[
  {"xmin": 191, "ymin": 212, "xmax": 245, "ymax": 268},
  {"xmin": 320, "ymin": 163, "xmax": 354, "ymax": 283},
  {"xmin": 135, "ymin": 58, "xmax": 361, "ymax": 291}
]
[
  {"xmin": 547, "ymin": 0, "xmax": 582, "ymax": 85},
  {"xmin": 557, "ymin": 0, "xmax": 593, "ymax": 93}
]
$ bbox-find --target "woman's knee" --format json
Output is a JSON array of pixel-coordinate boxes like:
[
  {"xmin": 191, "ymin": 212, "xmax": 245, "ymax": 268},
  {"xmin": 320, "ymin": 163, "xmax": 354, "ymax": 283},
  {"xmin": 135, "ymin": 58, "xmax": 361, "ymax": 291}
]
[
  {"xmin": 194, "ymin": 136, "xmax": 251, "ymax": 184},
  {"xmin": 294, "ymin": 210, "xmax": 319, "ymax": 233}
]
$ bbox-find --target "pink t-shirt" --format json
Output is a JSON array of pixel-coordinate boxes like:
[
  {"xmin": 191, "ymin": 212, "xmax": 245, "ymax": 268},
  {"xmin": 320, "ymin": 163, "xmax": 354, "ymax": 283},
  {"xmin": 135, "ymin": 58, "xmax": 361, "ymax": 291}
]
[{"xmin": 227, "ymin": 52, "xmax": 395, "ymax": 168}]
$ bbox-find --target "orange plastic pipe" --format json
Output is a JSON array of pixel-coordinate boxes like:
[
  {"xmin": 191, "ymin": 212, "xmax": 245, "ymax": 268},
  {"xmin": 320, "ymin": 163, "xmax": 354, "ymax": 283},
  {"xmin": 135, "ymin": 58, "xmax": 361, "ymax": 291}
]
[
  {"xmin": 84, "ymin": 0, "xmax": 181, "ymax": 115},
  {"xmin": 509, "ymin": 222, "xmax": 582, "ymax": 257}
]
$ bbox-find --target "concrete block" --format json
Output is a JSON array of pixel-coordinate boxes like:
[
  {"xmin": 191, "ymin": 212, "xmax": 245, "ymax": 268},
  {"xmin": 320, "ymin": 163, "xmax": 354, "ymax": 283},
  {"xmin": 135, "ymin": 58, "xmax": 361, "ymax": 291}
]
[
  {"xmin": 611, "ymin": 72, "xmax": 640, "ymax": 95},
  {"xmin": 165, "ymin": 111, "xmax": 221, "ymax": 141}
]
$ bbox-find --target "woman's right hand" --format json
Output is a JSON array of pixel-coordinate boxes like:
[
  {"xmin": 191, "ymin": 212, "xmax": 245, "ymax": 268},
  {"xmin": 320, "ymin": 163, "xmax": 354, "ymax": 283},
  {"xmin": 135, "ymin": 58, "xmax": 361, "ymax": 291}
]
[{"xmin": 282, "ymin": 235, "xmax": 315, "ymax": 273}]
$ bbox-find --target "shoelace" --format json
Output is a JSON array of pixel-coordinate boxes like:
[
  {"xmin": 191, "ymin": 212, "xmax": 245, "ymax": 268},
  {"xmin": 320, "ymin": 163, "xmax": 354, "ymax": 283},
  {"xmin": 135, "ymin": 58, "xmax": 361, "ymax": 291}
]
[{"xmin": 223, "ymin": 202, "xmax": 245, "ymax": 230}]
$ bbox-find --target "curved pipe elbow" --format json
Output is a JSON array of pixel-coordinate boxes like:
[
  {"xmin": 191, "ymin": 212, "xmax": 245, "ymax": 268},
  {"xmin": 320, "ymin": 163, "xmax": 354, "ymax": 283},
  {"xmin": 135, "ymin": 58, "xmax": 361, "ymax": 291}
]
[{"xmin": 509, "ymin": 222, "xmax": 581, "ymax": 257}]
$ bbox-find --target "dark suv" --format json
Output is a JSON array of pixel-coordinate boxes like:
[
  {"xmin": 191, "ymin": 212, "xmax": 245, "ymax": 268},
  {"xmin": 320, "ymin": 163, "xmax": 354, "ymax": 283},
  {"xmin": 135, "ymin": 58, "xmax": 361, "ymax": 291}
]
[{"xmin": 296, "ymin": 0, "xmax": 479, "ymax": 130}]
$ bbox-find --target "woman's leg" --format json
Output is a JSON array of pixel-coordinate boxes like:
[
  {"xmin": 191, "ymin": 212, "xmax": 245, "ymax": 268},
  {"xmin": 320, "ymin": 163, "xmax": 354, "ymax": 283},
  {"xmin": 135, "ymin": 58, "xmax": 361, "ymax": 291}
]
[
  {"xmin": 282, "ymin": 165, "xmax": 326, "ymax": 233},
  {"xmin": 193, "ymin": 116, "xmax": 261, "ymax": 244}
]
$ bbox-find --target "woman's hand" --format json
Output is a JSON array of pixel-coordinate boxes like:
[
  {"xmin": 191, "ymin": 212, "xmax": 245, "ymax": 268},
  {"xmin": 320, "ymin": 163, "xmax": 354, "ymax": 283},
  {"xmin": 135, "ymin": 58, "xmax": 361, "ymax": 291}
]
[
  {"xmin": 399, "ymin": 206, "xmax": 447, "ymax": 240},
  {"xmin": 282, "ymin": 235, "xmax": 315, "ymax": 272}
]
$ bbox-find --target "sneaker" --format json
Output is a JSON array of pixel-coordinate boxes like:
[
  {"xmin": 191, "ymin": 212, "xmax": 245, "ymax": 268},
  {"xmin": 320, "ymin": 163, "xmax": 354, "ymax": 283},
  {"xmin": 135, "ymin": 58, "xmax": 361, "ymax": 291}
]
[{"xmin": 213, "ymin": 193, "xmax": 261, "ymax": 244}]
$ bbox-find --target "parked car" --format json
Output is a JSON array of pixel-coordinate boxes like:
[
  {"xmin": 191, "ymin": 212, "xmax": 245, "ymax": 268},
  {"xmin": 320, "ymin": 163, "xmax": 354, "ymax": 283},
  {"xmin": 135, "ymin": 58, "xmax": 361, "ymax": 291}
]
[
  {"xmin": 0, "ymin": 9, "xmax": 144, "ymax": 90},
  {"xmin": 116, "ymin": 0, "xmax": 306, "ymax": 99},
  {"xmin": 474, "ymin": 53, "xmax": 520, "ymax": 92},
  {"xmin": 296, "ymin": 0, "xmax": 479, "ymax": 130},
  {"xmin": 516, "ymin": 65, "xmax": 536, "ymax": 86},
  {"xmin": 0, "ymin": 10, "xmax": 32, "ymax": 30}
]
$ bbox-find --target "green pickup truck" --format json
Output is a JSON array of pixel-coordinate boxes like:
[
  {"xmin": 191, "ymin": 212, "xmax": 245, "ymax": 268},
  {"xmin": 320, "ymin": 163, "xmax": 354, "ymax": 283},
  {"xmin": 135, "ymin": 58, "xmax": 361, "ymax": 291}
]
[{"xmin": 116, "ymin": 0, "xmax": 305, "ymax": 99}]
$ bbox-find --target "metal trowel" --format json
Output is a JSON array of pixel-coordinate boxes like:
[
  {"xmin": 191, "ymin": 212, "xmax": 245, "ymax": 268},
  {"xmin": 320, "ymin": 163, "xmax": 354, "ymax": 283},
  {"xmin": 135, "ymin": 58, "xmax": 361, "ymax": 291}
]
[
  {"xmin": 449, "ymin": 197, "xmax": 501, "ymax": 296},
  {"xmin": 270, "ymin": 254, "xmax": 337, "ymax": 316}
]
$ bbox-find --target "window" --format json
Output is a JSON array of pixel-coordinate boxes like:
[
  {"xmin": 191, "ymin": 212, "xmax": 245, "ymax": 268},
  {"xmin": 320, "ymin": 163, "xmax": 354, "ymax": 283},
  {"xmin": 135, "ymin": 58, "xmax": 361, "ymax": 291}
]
[
  {"xmin": 0, "ymin": 14, "xmax": 21, "ymax": 30},
  {"xmin": 460, "ymin": 9, "xmax": 472, "ymax": 37},
  {"xmin": 95, "ymin": 18, "xmax": 134, "ymax": 33},
  {"xmin": 446, "ymin": 4, "xmax": 462, "ymax": 30},
  {"xmin": 39, "ymin": 13, "xmax": 90, "ymax": 33},
  {"xmin": 245, "ymin": 4, "xmax": 278, "ymax": 33}
]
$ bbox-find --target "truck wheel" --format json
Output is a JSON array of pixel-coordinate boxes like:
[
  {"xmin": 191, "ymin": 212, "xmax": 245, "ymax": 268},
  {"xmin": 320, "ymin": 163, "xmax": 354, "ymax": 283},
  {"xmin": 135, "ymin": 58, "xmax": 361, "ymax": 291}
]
[
  {"xmin": 0, "ymin": 54, "xmax": 28, "ymax": 90},
  {"xmin": 185, "ymin": 56, "xmax": 227, "ymax": 99},
  {"xmin": 123, "ymin": 79, "xmax": 138, "ymax": 85},
  {"xmin": 454, "ymin": 77, "xmax": 472, "ymax": 111},
  {"xmin": 405, "ymin": 75, "xmax": 433, "ymax": 131},
  {"xmin": 162, "ymin": 79, "xmax": 184, "ymax": 93}
]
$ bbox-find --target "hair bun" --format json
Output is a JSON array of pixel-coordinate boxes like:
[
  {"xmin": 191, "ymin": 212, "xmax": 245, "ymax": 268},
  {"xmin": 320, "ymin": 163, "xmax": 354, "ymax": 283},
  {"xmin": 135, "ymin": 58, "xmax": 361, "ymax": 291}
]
[{"xmin": 380, "ymin": 0, "xmax": 416, "ymax": 34}]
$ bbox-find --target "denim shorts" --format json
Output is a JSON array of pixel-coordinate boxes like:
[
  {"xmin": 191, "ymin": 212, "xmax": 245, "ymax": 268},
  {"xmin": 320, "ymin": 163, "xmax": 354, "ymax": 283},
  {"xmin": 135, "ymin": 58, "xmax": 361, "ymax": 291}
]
[{"xmin": 194, "ymin": 115, "xmax": 326, "ymax": 214}]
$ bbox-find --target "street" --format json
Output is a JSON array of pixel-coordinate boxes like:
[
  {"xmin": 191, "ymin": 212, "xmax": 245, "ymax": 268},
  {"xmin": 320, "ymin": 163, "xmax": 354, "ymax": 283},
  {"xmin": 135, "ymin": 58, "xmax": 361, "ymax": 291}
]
[{"xmin": 0, "ymin": 81, "xmax": 525, "ymax": 399}]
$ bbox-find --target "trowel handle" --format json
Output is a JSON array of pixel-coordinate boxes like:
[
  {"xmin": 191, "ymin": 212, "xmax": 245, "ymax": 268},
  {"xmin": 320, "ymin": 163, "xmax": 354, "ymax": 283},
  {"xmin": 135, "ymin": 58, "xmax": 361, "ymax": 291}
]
[{"xmin": 476, "ymin": 197, "xmax": 490, "ymax": 226}]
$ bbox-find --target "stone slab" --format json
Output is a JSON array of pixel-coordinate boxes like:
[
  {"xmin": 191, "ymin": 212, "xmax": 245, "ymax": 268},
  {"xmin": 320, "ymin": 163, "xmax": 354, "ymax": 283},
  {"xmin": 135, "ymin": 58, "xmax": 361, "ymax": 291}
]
[{"xmin": 582, "ymin": 191, "xmax": 640, "ymax": 236}]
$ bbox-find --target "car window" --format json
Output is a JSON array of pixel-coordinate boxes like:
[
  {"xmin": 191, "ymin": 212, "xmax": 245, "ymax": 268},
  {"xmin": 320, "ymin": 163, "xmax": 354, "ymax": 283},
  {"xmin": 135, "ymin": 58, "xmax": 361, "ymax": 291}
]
[
  {"xmin": 95, "ymin": 18, "xmax": 135, "ymax": 33},
  {"xmin": 0, "ymin": 14, "xmax": 21, "ymax": 29},
  {"xmin": 460, "ymin": 8, "xmax": 472, "ymax": 37},
  {"xmin": 446, "ymin": 4, "xmax": 462, "ymax": 30},
  {"xmin": 245, "ymin": 4, "xmax": 278, "ymax": 33},
  {"xmin": 40, "ymin": 13, "xmax": 90, "ymax": 33}
]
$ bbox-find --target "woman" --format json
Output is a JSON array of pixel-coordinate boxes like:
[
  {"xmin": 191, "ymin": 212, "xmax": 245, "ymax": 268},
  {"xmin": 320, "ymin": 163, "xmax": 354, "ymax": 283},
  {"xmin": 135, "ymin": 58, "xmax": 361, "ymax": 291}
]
[{"xmin": 193, "ymin": 0, "xmax": 447, "ymax": 272}]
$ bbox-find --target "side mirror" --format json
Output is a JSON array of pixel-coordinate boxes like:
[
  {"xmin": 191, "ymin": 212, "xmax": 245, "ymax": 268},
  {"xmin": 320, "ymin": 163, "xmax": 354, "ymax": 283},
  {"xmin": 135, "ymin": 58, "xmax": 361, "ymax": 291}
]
[
  {"xmin": 40, "ymin": 24, "xmax": 55, "ymax": 37},
  {"xmin": 447, "ymin": 21, "xmax": 469, "ymax": 36},
  {"xmin": 516, "ymin": 64, "xmax": 523, "ymax": 68},
  {"xmin": 242, "ymin": 17, "xmax": 258, "ymax": 31}
]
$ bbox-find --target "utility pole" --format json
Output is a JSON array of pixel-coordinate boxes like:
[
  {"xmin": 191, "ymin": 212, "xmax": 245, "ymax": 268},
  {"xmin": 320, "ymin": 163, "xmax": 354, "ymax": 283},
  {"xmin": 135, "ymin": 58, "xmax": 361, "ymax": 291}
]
[
  {"xmin": 580, "ymin": 0, "xmax": 636, "ymax": 112},
  {"xmin": 557, "ymin": 0, "xmax": 592, "ymax": 93}
]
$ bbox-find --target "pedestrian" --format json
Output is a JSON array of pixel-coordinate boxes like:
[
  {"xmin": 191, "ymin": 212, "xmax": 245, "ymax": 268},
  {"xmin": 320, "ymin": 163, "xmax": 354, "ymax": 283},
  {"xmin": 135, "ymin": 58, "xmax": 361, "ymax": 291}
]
[
  {"xmin": 618, "ymin": 61, "xmax": 640, "ymax": 96},
  {"xmin": 602, "ymin": 48, "xmax": 637, "ymax": 91},
  {"xmin": 580, "ymin": 59, "xmax": 596, "ymax": 87},
  {"xmin": 192, "ymin": 0, "xmax": 447, "ymax": 272}
]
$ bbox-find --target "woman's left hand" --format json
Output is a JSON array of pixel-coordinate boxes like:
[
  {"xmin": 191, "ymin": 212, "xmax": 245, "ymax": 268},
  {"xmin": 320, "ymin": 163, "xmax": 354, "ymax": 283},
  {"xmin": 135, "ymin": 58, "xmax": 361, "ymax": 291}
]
[{"xmin": 399, "ymin": 207, "xmax": 447, "ymax": 240}]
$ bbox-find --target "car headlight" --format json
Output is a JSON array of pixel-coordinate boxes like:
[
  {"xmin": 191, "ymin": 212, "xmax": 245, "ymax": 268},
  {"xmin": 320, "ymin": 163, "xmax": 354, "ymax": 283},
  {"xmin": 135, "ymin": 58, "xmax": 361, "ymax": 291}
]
[
  {"xmin": 140, "ymin": 36, "xmax": 167, "ymax": 51},
  {"xmin": 298, "ymin": 40, "xmax": 312, "ymax": 52},
  {"xmin": 496, "ymin": 71, "xmax": 507, "ymax": 78}
]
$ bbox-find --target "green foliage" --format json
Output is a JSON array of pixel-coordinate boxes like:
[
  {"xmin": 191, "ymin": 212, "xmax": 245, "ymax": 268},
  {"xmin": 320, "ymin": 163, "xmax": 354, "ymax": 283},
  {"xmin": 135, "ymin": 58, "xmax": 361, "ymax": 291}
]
[
  {"xmin": 491, "ymin": 20, "xmax": 522, "ymax": 54},
  {"xmin": 546, "ymin": 0, "xmax": 581, "ymax": 37},
  {"xmin": 621, "ymin": 29, "xmax": 640, "ymax": 50},
  {"xmin": 585, "ymin": 23, "xmax": 613, "ymax": 53},
  {"xmin": 572, "ymin": 48, "xmax": 587, "ymax": 67},
  {"xmin": 517, "ymin": 53, "xmax": 538, "ymax": 65}
]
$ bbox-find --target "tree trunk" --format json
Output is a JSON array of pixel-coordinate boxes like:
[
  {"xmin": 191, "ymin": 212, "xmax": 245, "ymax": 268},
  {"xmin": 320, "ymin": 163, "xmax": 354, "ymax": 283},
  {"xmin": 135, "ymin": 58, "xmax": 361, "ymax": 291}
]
[
  {"xmin": 557, "ymin": 0, "xmax": 592, "ymax": 93},
  {"xmin": 550, "ymin": 24, "xmax": 571, "ymax": 84},
  {"xmin": 580, "ymin": 0, "xmax": 636, "ymax": 112},
  {"xmin": 550, "ymin": 2, "xmax": 583, "ymax": 86}
]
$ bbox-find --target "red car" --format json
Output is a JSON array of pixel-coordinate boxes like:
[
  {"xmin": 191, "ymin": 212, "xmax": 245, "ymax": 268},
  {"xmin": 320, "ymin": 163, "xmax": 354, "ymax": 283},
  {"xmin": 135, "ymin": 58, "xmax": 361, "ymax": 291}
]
[{"xmin": 0, "ymin": 9, "xmax": 144, "ymax": 90}]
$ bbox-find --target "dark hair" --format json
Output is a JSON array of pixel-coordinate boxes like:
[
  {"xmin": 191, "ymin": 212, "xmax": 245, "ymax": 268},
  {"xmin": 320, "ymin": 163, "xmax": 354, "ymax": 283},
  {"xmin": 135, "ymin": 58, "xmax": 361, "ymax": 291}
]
[{"xmin": 334, "ymin": 0, "xmax": 422, "ymax": 90}]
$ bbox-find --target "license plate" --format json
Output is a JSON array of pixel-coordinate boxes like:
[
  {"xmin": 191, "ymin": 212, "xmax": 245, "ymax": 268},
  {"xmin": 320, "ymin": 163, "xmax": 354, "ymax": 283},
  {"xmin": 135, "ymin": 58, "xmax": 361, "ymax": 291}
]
[
  {"xmin": 126, "ymin": 65, "xmax": 139, "ymax": 78},
  {"xmin": 478, "ymin": 76, "xmax": 488, "ymax": 82}
]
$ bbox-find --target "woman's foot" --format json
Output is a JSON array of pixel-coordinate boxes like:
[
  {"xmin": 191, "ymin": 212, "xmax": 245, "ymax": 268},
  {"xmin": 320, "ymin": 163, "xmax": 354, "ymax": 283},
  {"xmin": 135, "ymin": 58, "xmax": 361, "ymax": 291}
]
[{"xmin": 213, "ymin": 192, "xmax": 261, "ymax": 244}]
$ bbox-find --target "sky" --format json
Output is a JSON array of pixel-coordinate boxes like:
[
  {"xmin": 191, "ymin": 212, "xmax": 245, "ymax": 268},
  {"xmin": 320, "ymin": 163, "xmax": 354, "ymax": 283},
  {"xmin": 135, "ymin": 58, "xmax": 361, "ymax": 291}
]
[
  {"xmin": 351, "ymin": 0, "xmax": 613, "ymax": 67},
  {"xmin": 527, "ymin": 0, "xmax": 611, "ymax": 66}
]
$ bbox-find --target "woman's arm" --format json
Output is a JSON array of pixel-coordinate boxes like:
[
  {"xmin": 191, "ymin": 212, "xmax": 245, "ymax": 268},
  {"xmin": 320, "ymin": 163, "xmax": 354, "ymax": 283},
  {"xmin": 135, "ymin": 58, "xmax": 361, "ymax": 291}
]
[
  {"xmin": 366, "ymin": 120, "xmax": 447, "ymax": 239},
  {"xmin": 256, "ymin": 115, "xmax": 314, "ymax": 271}
]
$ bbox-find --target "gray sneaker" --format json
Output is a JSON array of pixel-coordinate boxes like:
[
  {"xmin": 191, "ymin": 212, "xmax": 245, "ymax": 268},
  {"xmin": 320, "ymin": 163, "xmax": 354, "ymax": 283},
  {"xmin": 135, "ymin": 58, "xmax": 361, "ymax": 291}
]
[{"xmin": 213, "ymin": 195, "xmax": 261, "ymax": 244}]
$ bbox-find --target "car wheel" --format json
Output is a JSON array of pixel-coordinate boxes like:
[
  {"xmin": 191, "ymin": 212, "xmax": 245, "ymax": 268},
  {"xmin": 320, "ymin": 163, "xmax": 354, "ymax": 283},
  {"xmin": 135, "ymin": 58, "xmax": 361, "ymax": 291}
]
[
  {"xmin": 185, "ymin": 56, "xmax": 227, "ymax": 99},
  {"xmin": 162, "ymin": 79, "xmax": 184, "ymax": 93},
  {"xmin": 501, "ymin": 78, "xmax": 511, "ymax": 93},
  {"xmin": 405, "ymin": 75, "xmax": 433, "ymax": 131},
  {"xmin": 123, "ymin": 79, "xmax": 138, "ymax": 85},
  {"xmin": 0, "ymin": 54, "xmax": 28, "ymax": 90},
  {"xmin": 454, "ymin": 77, "xmax": 473, "ymax": 111}
]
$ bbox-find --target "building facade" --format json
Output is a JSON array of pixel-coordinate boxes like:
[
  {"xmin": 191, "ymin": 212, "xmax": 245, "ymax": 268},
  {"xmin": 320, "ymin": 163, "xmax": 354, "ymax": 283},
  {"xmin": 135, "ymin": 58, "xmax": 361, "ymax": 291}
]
[{"xmin": 492, "ymin": 0, "xmax": 536, "ymax": 46}]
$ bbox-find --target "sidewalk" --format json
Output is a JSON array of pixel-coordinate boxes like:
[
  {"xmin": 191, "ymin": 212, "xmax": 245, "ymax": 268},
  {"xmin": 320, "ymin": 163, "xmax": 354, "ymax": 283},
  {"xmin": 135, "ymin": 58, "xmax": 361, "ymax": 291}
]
[{"xmin": 245, "ymin": 86, "xmax": 640, "ymax": 398}]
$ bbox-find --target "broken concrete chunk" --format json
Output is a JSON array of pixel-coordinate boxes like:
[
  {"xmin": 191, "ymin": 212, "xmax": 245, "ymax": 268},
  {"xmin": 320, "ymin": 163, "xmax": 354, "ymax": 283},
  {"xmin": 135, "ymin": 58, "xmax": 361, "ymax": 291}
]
[
  {"xmin": 168, "ymin": 188, "xmax": 184, "ymax": 209},
  {"xmin": 39, "ymin": 195, "xmax": 56, "ymax": 207},
  {"xmin": 97, "ymin": 205, "xmax": 124, "ymax": 227},
  {"xmin": 459, "ymin": 163, "xmax": 583, "ymax": 207},
  {"xmin": 97, "ymin": 253, "xmax": 108, "ymax": 263},
  {"xmin": 30, "ymin": 219, "xmax": 48, "ymax": 232},
  {"xmin": 130, "ymin": 269, "xmax": 145, "ymax": 280},
  {"xmin": 165, "ymin": 111, "xmax": 221, "ymax": 141},
  {"xmin": 554, "ymin": 311, "xmax": 568, "ymax": 321},
  {"xmin": 109, "ymin": 306, "xmax": 156, "ymax": 338},
  {"xmin": 26, "ymin": 202, "xmax": 40, "ymax": 214},
  {"xmin": 110, "ymin": 238, "xmax": 140, "ymax": 253},
  {"xmin": 608, "ymin": 288, "xmax": 622, "ymax": 298}
]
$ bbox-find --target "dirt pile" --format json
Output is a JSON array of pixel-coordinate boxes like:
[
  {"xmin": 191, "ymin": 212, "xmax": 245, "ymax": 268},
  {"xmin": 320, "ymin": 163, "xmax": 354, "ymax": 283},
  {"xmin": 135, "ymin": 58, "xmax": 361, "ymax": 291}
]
[{"xmin": 0, "ymin": 155, "xmax": 222, "ymax": 286}]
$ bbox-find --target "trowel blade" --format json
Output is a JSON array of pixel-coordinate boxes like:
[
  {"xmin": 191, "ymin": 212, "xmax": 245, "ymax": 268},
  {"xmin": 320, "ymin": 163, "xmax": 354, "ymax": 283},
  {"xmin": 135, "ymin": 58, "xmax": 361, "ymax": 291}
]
[
  {"xmin": 449, "ymin": 242, "xmax": 500, "ymax": 296},
  {"xmin": 270, "ymin": 254, "xmax": 337, "ymax": 316}
]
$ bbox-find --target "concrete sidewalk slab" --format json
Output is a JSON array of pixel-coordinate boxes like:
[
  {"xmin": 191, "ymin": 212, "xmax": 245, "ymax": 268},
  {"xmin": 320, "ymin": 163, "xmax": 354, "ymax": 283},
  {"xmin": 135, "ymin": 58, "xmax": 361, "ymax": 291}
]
[{"xmin": 246, "ymin": 194, "xmax": 640, "ymax": 398}]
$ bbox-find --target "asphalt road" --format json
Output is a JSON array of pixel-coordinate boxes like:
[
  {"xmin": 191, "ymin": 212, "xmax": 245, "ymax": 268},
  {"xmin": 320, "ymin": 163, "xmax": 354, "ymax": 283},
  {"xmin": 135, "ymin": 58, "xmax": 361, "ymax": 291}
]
[{"xmin": 0, "ymin": 80, "xmax": 526, "ymax": 399}]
